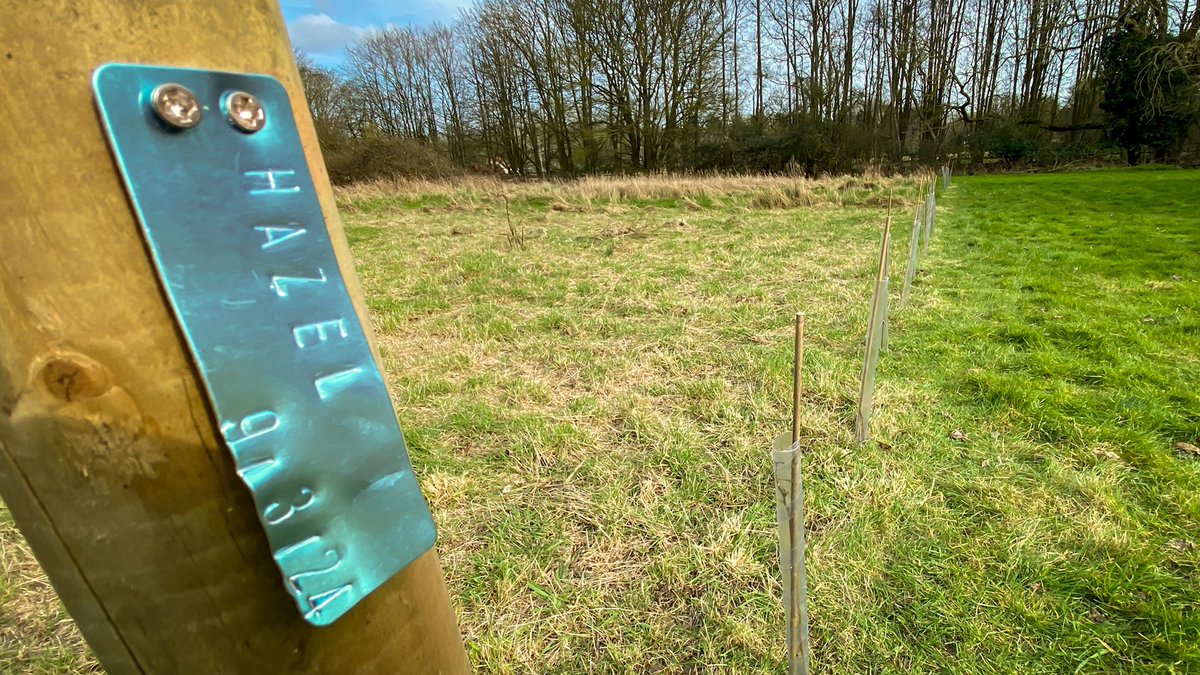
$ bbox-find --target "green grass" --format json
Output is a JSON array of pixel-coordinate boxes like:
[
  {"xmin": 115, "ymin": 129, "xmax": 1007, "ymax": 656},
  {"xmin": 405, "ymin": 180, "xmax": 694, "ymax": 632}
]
[
  {"xmin": 0, "ymin": 508, "xmax": 98, "ymax": 674},
  {"xmin": 856, "ymin": 170, "xmax": 1200, "ymax": 673},
  {"xmin": 349, "ymin": 168, "xmax": 1199, "ymax": 673},
  {"xmin": 1, "ymin": 169, "xmax": 1197, "ymax": 672}
]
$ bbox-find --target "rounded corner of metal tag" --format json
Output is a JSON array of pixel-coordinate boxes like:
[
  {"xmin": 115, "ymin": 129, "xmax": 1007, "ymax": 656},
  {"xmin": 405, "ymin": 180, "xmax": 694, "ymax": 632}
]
[{"xmin": 94, "ymin": 63, "xmax": 436, "ymax": 627}]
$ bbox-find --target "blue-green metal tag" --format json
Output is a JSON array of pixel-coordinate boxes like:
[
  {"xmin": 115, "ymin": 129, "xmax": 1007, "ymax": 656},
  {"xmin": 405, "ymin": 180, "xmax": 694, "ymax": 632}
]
[{"xmin": 92, "ymin": 64, "xmax": 435, "ymax": 626}]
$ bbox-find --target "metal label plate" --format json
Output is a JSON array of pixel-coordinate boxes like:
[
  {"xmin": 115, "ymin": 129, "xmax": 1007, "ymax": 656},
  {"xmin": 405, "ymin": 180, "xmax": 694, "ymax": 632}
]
[{"xmin": 92, "ymin": 64, "xmax": 435, "ymax": 626}]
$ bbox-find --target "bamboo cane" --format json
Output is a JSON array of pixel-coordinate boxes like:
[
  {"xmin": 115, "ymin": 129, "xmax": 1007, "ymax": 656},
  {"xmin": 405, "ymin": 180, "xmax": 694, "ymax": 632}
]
[
  {"xmin": 774, "ymin": 311, "xmax": 810, "ymax": 675},
  {"xmin": 792, "ymin": 313, "xmax": 804, "ymax": 445},
  {"xmin": 930, "ymin": 179, "xmax": 938, "ymax": 239},
  {"xmin": 880, "ymin": 198, "xmax": 893, "ymax": 352},
  {"xmin": 855, "ymin": 214, "xmax": 892, "ymax": 444},
  {"xmin": 922, "ymin": 187, "xmax": 934, "ymax": 256},
  {"xmin": 901, "ymin": 193, "xmax": 923, "ymax": 307},
  {"xmin": 790, "ymin": 313, "xmax": 809, "ymax": 675}
]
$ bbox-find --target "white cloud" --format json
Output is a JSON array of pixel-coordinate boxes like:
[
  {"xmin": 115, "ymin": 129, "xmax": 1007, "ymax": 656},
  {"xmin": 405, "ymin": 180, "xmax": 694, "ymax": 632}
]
[{"xmin": 288, "ymin": 13, "xmax": 363, "ymax": 54}]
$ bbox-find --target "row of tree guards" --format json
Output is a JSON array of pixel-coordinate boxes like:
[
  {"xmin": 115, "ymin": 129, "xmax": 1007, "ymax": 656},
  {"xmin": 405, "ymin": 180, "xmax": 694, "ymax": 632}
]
[{"xmin": 772, "ymin": 166, "xmax": 949, "ymax": 674}]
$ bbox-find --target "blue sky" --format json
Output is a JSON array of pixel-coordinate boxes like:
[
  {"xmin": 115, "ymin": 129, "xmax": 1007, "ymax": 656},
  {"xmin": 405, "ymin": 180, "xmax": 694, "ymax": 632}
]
[{"xmin": 282, "ymin": 0, "xmax": 470, "ymax": 67}]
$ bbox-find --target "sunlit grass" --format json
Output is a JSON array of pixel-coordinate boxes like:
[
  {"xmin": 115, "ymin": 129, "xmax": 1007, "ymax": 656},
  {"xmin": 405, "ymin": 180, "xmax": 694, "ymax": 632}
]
[
  {"xmin": 351, "ymin": 167, "xmax": 1199, "ymax": 672},
  {"xmin": 0, "ymin": 168, "xmax": 1196, "ymax": 673}
]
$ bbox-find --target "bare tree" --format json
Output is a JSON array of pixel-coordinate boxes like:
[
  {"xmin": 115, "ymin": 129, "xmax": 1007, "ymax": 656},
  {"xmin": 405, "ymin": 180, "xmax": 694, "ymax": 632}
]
[{"xmin": 298, "ymin": 0, "xmax": 1199, "ymax": 179}]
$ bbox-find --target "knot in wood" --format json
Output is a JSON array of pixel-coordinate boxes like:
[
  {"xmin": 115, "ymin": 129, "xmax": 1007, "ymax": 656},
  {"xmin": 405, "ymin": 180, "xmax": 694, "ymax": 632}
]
[{"xmin": 40, "ymin": 355, "xmax": 111, "ymax": 402}]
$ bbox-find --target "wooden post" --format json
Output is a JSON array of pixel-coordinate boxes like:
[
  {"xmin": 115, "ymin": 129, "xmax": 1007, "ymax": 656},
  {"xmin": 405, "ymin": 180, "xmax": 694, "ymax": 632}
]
[{"xmin": 0, "ymin": 3, "xmax": 469, "ymax": 674}]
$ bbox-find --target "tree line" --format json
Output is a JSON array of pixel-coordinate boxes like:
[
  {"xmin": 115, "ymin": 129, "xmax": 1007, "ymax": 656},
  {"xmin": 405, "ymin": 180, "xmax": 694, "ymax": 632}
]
[{"xmin": 298, "ymin": 0, "xmax": 1200, "ymax": 181}]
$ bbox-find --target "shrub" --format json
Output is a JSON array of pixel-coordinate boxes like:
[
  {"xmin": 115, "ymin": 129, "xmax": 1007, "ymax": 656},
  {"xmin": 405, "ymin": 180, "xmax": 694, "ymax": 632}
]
[{"xmin": 323, "ymin": 136, "xmax": 460, "ymax": 184}]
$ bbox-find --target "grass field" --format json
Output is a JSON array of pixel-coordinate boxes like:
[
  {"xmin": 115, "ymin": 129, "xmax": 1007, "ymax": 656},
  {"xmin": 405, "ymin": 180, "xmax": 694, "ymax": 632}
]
[{"xmin": 1, "ymin": 168, "xmax": 1198, "ymax": 673}]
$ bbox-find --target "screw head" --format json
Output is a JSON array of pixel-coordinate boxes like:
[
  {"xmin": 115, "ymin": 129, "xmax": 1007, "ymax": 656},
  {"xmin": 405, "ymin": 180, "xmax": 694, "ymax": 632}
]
[
  {"xmin": 150, "ymin": 83, "xmax": 202, "ymax": 129},
  {"xmin": 224, "ymin": 91, "xmax": 266, "ymax": 133}
]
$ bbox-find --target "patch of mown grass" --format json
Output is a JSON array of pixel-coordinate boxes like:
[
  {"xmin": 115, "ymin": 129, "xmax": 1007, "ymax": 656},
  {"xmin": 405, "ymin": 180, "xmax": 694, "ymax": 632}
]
[
  {"xmin": 877, "ymin": 169, "xmax": 1200, "ymax": 673},
  {"xmin": 1, "ymin": 169, "xmax": 1197, "ymax": 673}
]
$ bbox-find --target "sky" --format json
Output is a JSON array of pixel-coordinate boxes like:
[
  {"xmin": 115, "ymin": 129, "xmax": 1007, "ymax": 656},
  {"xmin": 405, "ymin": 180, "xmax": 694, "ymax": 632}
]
[{"xmin": 282, "ymin": 0, "xmax": 471, "ymax": 67}]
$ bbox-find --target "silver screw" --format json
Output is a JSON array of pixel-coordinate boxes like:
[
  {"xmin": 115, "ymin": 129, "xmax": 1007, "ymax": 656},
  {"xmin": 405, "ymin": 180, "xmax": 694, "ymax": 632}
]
[
  {"xmin": 150, "ymin": 83, "xmax": 202, "ymax": 129},
  {"xmin": 224, "ymin": 91, "xmax": 266, "ymax": 133}
]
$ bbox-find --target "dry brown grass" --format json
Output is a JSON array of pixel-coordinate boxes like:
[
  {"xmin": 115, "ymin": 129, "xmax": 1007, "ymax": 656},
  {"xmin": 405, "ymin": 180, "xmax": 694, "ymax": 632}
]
[
  {"xmin": 333, "ymin": 176, "xmax": 921, "ymax": 672},
  {"xmin": 334, "ymin": 171, "xmax": 929, "ymax": 212},
  {"xmin": 2, "ymin": 169, "xmax": 935, "ymax": 674}
]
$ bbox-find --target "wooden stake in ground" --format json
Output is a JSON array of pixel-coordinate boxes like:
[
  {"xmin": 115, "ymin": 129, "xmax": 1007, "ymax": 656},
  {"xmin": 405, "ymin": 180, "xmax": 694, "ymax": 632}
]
[
  {"xmin": 856, "ymin": 212, "xmax": 892, "ymax": 444},
  {"xmin": 901, "ymin": 190, "xmax": 923, "ymax": 307},
  {"xmin": 922, "ymin": 181, "xmax": 935, "ymax": 256},
  {"xmin": 792, "ymin": 313, "xmax": 805, "ymax": 445},
  {"xmin": 929, "ymin": 179, "xmax": 938, "ymax": 239},
  {"xmin": 774, "ymin": 312, "xmax": 811, "ymax": 675},
  {"xmin": 0, "ymin": 4, "xmax": 468, "ymax": 673},
  {"xmin": 879, "ymin": 197, "xmax": 894, "ymax": 352}
]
